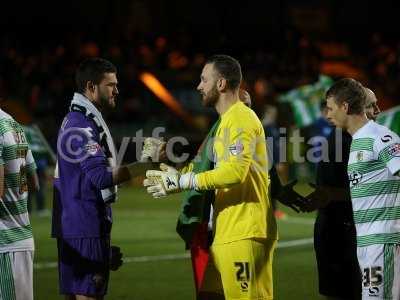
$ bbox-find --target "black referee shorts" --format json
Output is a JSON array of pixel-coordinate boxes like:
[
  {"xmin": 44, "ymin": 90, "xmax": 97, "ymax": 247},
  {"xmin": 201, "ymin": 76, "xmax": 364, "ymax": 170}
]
[{"xmin": 314, "ymin": 211, "xmax": 361, "ymax": 299}]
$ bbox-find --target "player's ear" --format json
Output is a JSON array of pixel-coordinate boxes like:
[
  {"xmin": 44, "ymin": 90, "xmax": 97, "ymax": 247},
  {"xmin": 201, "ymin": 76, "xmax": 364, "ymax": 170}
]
[
  {"xmin": 217, "ymin": 78, "xmax": 227, "ymax": 92},
  {"xmin": 86, "ymin": 81, "xmax": 96, "ymax": 94},
  {"xmin": 342, "ymin": 101, "xmax": 349, "ymax": 114}
]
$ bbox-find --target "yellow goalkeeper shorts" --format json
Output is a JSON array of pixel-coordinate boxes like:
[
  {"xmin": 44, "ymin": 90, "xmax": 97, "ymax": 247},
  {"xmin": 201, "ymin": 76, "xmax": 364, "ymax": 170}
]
[{"xmin": 201, "ymin": 238, "xmax": 276, "ymax": 300}]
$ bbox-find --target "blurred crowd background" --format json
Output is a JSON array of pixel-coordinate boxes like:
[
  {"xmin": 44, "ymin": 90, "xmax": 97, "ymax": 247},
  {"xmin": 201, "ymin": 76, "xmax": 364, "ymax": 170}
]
[{"xmin": 1, "ymin": 0, "xmax": 400, "ymax": 213}]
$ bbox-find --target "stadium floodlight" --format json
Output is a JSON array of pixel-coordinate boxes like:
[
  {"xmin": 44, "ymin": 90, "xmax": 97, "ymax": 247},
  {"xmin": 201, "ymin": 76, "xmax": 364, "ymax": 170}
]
[{"xmin": 139, "ymin": 72, "xmax": 202, "ymax": 130}]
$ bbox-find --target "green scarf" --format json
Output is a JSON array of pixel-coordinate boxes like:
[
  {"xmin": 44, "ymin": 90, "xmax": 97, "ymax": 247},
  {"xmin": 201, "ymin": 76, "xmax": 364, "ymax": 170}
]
[{"xmin": 176, "ymin": 119, "xmax": 220, "ymax": 245}]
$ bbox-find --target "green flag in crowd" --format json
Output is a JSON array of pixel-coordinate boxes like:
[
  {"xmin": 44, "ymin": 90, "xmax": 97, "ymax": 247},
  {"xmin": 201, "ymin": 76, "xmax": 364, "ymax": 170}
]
[
  {"xmin": 22, "ymin": 124, "xmax": 56, "ymax": 163},
  {"xmin": 279, "ymin": 75, "xmax": 333, "ymax": 128},
  {"xmin": 377, "ymin": 105, "xmax": 400, "ymax": 135}
]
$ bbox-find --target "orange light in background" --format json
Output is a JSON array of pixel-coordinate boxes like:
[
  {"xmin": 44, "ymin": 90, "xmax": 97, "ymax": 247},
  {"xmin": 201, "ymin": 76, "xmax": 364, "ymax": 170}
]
[{"xmin": 139, "ymin": 72, "xmax": 200, "ymax": 129}]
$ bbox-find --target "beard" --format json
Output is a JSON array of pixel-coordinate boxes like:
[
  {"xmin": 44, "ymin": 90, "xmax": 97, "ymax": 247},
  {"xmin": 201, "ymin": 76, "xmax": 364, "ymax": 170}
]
[
  {"xmin": 98, "ymin": 89, "xmax": 115, "ymax": 110},
  {"xmin": 201, "ymin": 83, "xmax": 219, "ymax": 107}
]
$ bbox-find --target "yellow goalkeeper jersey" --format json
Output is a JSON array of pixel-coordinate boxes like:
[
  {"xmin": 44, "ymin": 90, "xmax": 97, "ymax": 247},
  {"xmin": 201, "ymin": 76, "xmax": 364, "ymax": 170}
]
[{"xmin": 196, "ymin": 101, "xmax": 277, "ymax": 245}]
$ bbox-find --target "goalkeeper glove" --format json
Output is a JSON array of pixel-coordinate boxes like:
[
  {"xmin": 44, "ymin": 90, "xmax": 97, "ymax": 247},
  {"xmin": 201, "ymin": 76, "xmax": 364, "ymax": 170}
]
[
  {"xmin": 109, "ymin": 245, "xmax": 123, "ymax": 271},
  {"xmin": 140, "ymin": 137, "xmax": 166, "ymax": 162},
  {"xmin": 143, "ymin": 163, "xmax": 196, "ymax": 198}
]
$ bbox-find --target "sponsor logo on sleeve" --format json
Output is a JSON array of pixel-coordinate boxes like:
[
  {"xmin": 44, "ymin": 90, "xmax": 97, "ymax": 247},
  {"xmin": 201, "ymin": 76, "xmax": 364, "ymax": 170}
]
[
  {"xmin": 84, "ymin": 141, "xmax": 101, "ymax": 155},
  {"xmin": 388, "ymin": 143, "xmax": 400, "ymax": 157},
  {"xmin": 229, "ymin": 141, "xmax": 244, "ymax": 156},
  {"xmin": 381, "ymin": 135, "xmax": 392, "ymax": 143}
]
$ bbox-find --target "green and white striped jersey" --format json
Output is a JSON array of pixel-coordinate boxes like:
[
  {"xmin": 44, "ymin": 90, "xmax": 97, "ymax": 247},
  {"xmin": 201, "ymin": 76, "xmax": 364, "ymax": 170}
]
[
  {"xmin": 0, "ymin": 109, "xmax": 35, "ymax": 253},
  {"xmin": 348, "ymin": 121, "xmax": 400, "ymax": 247}
]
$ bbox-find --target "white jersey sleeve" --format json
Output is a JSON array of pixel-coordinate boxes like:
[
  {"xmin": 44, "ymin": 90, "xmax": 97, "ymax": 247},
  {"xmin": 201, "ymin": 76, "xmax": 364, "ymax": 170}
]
[{"xmin": 375, "ymin": 131, "xmax": 400, "ymax": 176}]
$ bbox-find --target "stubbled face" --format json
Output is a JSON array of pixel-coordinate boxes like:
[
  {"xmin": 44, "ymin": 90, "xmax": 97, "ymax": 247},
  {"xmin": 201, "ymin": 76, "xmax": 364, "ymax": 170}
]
[
  {"xmin": 365, "ymin": 93, "xmax": 380, "ymax": 121},
  {"xmin": 197, "ymin": 63, "xmax": 220, "ymax": 107},
  {"xmin": 326, "ymin": 96, "xmax": 348, "ymax": 129},
  {"xmin": 95, "ymin": 72, "xmax": 119, "ymax": 109}
]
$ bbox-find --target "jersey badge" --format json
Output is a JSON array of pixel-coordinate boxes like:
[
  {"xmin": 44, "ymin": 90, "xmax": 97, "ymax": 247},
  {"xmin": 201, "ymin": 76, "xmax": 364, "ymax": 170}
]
[
  {"xmin": 229, "ymin": 141, "xmax": 244, "ymax": 156},
  {"xmin": 84, "ymin": 141, "xmax": 101, "ymax": 155},
  {"xmin": 357, "ymin": 151, "xmax": 364, "ymax": 162}
]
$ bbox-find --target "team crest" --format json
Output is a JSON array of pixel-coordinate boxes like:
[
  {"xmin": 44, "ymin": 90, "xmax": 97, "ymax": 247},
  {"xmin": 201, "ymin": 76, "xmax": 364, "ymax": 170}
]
[
  {"xmin": 356, "ymin": 151, "xmax": 364, "ymax": 162},
  {"xmin": 229, "ymin": 141, "xmax": 244, "ymax": 156}
]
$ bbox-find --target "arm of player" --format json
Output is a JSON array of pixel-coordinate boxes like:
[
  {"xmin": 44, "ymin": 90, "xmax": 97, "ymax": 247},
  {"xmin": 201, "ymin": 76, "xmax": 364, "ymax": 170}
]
[
  {"xmin": 25, "ymin": 149, "xmax": 39, "ymax": 192},
  {"xmin": 302, "ymin": 184, "xmax": 351, "ymax": 212},
  {"xmin": 144, "ymin": 121, "xmax": 255, "ymax": 197},
  {"xmin": 195, "ymin": 121, "xmax": 255, "ymax": 190},
  {"xmin": 273, "ymin": 179, "xmax": 310, "ymax": 213},
  {"xmin": 269, "ymin": 165, "xmax": 282, "ymax": 199},
  {"xmin": 0, "ymin": 135, "xmax": 4, "ymax": 198},
  {"xmin": 63, "ymin": 123, "xmax": 156, "ymax": 188},
  {"xmin": 27, "ymin": 170, "xmax": 39, "ymax": 193},
  {"xmin": 376, "ymin": 133, "xmax": 400, "ymax": 176},
  {"xmin": 112, "ymin": 161, "xmax": 159, "ymax": 185},
  {"xmin": 77, "ymin": 142, "xmax": 114, "ymax": 190},
  {"xmin": 0, "ymin": 164, "xmax": 4, "ymax": 199},
  {"xmin": 269, "ymin": 167, "xmax": 303, "ymax": 213}
]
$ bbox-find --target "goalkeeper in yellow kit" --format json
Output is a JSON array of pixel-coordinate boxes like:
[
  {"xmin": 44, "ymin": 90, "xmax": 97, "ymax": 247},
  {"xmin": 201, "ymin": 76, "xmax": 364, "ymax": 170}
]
[{"xmin": 144, "ymin": 55, "xmax": 277, "ymax": 300}]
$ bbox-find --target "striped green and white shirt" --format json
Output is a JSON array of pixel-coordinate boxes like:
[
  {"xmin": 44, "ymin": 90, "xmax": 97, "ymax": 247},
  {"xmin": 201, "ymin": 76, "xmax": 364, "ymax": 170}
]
[
  {"xmin": 348, "ymin": 121, "xmax": 400, "ymax": 247},
  {"xmin": 0, "ymin": 109, "xmax": 35, "ymax": 253}
]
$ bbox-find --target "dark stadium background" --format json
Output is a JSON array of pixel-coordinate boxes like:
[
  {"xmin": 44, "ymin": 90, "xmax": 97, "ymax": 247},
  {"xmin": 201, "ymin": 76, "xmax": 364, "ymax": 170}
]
[{"xmin": 1, "ymin": 1, "xmax": 399, "ymax": 299}]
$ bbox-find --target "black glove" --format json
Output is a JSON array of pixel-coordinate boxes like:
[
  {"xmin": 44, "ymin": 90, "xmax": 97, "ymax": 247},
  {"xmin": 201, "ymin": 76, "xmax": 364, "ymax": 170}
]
[
  {"xmin": 110, "ymin": 245, "xmax": 123, "ymax": 271},
  {"xmin": 275, "ymin": 180, "xmax": 309, "ymax": 213}
]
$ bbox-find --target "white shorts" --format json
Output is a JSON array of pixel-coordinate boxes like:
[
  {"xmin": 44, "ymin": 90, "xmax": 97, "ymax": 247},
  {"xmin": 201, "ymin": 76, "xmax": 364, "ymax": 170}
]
[
  {"xmin": 0, "ymin": 251, "xmax": 33, "ymax": 300},
  {"xmin": 357, "ymin": 244, "xmax": 400, "ymax": 299}
]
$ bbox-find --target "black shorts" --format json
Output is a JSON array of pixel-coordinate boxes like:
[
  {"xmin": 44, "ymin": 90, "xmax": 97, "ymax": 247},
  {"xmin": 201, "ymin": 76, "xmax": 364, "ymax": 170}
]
[{"xmin": 314, "ymin": 211, "xmax": 361, "ymax": 299}]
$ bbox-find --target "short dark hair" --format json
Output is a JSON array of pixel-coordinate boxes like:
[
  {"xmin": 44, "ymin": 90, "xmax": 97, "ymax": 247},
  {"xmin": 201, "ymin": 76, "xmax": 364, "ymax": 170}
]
[
  {"xmin": 320, "ymin": 100, "xmax": 327, "ymax": 110},
  {"xmin": 326, "ymin": 78, "xmax": 366, "ymax": 115},
  {"xmin": 75, "ymin": 58, "xmax": 117, "ymax": 93},
  {"xmin": 206, "ymin": 54, "xmax": 242, "ymax": 90}
]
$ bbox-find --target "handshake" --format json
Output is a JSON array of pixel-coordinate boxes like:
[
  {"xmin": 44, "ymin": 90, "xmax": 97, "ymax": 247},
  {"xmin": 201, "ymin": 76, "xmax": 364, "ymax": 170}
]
[
  {"xmin": 140, "ymin": 137, "xmax": 167, "ymax": 162},
  {"xmin": 140, "ymin": 138, "xmax": 195, "ymax": 198},
  {"xmin": 139, "ymin": 138, "xmax": 328, "ymax": 210},
  {"xmin": 275, "ymin": 181, "xmax": 334, "ymax": 213}
]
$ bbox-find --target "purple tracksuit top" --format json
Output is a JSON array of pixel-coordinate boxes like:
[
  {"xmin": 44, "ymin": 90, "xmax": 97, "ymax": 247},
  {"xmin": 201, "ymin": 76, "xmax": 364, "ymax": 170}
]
[{"xmin": 52, "ymin": 111, "xmax": 114, "ymax": 238}]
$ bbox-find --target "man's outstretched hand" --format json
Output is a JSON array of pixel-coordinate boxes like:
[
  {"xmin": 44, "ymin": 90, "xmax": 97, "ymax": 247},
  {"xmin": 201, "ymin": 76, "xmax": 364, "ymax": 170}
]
[
  {"xmin": 301, "ymin": 183, "xmax": 332, "ymax": 212},
  {"xmin": 275, "ymin": 180, "xmax": 309, "ymax": 213}
]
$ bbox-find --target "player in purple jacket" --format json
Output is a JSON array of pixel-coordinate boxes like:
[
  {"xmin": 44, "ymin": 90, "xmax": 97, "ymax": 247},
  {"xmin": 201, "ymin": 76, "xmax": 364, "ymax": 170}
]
[{"xmin": 52, "ymin": 58, "xmax": 154, "ymax": 300}]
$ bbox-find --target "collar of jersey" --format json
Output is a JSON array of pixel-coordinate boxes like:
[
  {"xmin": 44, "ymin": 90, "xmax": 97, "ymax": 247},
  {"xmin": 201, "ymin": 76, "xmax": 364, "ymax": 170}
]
[
  {"xmin": 221, "ymin": 100, "xmax": 242, "ymax": 119},
  {"xmin": 353, "ymin": 120, "xmax": 374, "ymax": 139}
]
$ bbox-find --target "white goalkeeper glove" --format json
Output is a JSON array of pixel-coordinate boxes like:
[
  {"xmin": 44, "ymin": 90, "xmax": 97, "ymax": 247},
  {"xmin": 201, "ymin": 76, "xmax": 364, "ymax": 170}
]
[
  {"xmin": 143, "ymin": 163, "xmax": 196, "ymax": 198},
  {"xmin": 140, "ymin": 137, "xmax": 166, "ymax": 162}
]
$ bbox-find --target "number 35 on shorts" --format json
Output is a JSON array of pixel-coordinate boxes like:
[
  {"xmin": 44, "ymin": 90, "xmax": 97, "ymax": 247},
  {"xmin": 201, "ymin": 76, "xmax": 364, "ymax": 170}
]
[
  {"xmin": 362, "ymin": 266, "xmax": 383, "ymax": 288},
  {"xmin": 362, "ymin": 266, "xmax": 383, "ymax": 297}
]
